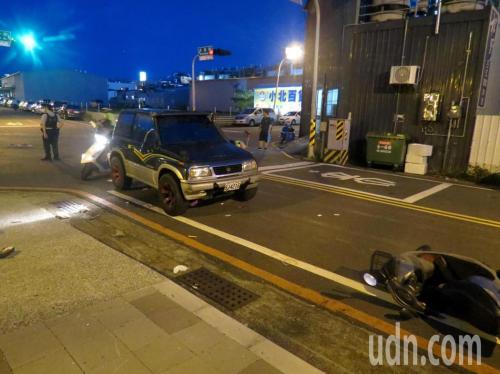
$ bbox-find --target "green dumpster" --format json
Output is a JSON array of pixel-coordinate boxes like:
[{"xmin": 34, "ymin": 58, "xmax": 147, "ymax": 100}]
[{"xmin": 366, "ymin": 133, "xmax": 407, "ymax": 168}]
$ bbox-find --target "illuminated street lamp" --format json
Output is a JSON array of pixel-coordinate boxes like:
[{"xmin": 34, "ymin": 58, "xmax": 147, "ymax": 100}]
[
  {"xmin": 273, "ymin": 44, "xmax": 304, "ymax": 113},
  {"xmin": 19, "ymin": 34, "xmax": 37, "ymax": 52}
]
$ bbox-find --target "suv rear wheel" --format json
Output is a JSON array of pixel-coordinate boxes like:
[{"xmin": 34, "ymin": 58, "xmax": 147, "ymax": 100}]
[
  {"xmin": 158, "ymin": 174, "xmax": 189, "ymax": 216},
  {"xmin": 110, "ymin": 156, "xmax": 132, "ymax": 190}
]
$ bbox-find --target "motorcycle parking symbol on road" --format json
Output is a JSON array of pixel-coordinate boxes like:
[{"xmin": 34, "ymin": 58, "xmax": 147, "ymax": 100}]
[{"xmin": 320, "ymin": 171, "xmax": 396, "ymax": 187}]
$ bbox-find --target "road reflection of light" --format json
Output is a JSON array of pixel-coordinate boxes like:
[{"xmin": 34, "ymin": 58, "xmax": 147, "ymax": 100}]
[{"xmin": 0, "ymin": 209, "xmax": 55, "ymax": 229}]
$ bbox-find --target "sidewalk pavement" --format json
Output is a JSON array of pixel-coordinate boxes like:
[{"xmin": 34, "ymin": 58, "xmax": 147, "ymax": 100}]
[{"xmin": 0, "ymin": 191, "xmax": 321, "ymax": 374}]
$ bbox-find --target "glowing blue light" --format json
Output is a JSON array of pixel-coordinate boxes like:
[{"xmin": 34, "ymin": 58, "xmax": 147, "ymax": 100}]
[{"xmin": 20, "ymin": 34, "xmax": 37, "ymax": 51}]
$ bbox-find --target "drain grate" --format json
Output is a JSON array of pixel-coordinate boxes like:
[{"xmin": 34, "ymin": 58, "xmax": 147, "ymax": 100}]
[
  {"xmin": 175, "ymin": 268, "xmax": 258, "ymax": 311},
  {"xmin": 52, "ymin": 200, "xmax": 89, "ymax": 218}
]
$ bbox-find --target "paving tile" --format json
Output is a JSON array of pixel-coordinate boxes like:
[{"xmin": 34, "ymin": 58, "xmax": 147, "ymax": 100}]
[
  {"xmin": 198, "ymin": 335, "xmax": 259, "ymax": 374},
  {"xmin": 112, "ymin": 316, "xmax": 168, "ymax": 351},
  {"xmin": 148, "ymin": 306, "xmax": 201, "ymax": 334},
  {"xmin": 161, "ymin": 356, "xmax": 218, "ymax": 374},
  {"xmin": 46, "ymin": 311, "xmax": 105, "ymax": 346},
  {"xmin": 122, "ymin": 286, "xmax": 158, "ymax": 302},
  {"xmin": 87, "ymin": 350, "xmax": 151, "ymax": 374},
  {"xmin": 93, "ymin": 301, "xmax": 146, "ymax": 330},
  {"xmin": 195, "ymin": 306, "xmax": 262, "ymax": 347},
  {"xmin": 13, "ymin": 348, "xmax": 82, "ymax": 374},
  {"xmin": 154, "ymin": 281, "xmax": 207, "ymax": 312},
  {"xmin": 0, "ymin": 323, "xmax": 62, "ymax": 368},
  {"xmin": 130, "ymin": 291, "xmax": 179, "ymax": 316},
  {"xmin": 249, "ymin": 340, "xmax": 322, "ymax": 374},
  {"xmin": 134, "ymin": 335, "xmax": 193, "ymax": 373},
  {"xmin": 172, "ymin": 321, "xmax": 226, "ymax": 353},
  {"xmin": 0, "ymin": 349, "xmax": 12, "ymax": 374},
  {"xmin": 63, "ymin": 330, "xmax": 131, "ymax": 372},
  {"xmin": 237, "ymin": 359, "xmax": 284, "ymax": 374}
]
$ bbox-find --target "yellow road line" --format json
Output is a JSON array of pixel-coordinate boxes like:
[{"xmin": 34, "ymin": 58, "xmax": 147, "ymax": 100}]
[
  {"xmin": 263, "ymin": 175, "xmax": 500, "ymax": 229},
  {"xmin": 0, "ymin": 186, "xmax": 496, "ymax": 372}
]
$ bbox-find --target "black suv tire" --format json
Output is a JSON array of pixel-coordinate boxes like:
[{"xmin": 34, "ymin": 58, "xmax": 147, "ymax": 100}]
[
  {"xmin": 110, "ymin": 156, "xmax": 132, "ymax": 190},
  {"xmin": 158, "ymin": 174, "xmax": 189, "ymax": 216},
  {"xmin": 234, "ymin": 187, "xmax": 258, "ymax": 201}
]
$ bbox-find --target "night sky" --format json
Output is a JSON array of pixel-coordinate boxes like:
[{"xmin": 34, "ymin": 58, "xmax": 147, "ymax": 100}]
[{"xmin": 1, "ymin": 0, "xmax": 306, "ymax": 80}]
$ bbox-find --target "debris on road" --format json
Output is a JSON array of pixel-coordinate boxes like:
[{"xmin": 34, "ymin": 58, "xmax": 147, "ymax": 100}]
[
  {"xmin": 112, "ymin": 230, "xmax": 125, "ymax": 238},
  {"xmin": 0, "ymin": 246, "xmax": 15, "ymax": 259},
  {"xmin": 225, "ymin": 214, "xmax": 232, "ymax": 217},
  {"xmin": 173, "ymin": 265, "xmax": 189, "ymax": 274}
]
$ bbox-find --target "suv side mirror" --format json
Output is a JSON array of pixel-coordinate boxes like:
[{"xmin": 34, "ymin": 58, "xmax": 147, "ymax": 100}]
[{"xmin": 142, "ymin": 129, "xmax": 160, "ymax": 152}]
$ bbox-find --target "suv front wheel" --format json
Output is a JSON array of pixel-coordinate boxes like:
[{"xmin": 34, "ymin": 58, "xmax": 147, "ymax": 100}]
[
  {"xmin": 110, "ymin": 156, "xmax": 132, "ymax": 190},
  {"xmin": 234, "ymin": 187, "xmax": 258, "ymax": 201},
  {"xmin": 158, "ymin": 174, "xmax": 189, "ymax": 216}
]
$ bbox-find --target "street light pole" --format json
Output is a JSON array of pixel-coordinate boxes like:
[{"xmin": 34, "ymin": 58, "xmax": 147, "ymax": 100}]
[
  {"xmin": 191, "ymin": 54, "xmax": 198, "ymax": 112},
  {"xmin": 273, "ymin": 58, "xmax": 287, "ymax": 113},
  {"xmin": 308, "ymin": 0, "xmax": 320, "ymax": 159}
]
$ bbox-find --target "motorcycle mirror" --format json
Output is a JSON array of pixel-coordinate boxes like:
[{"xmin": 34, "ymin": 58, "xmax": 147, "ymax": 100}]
[{"xmin": 363, "ymin": 273, "xmax": 378, "ymax": 287}]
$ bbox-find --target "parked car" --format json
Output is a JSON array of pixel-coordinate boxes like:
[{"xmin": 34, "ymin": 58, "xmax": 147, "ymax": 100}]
[
  {"xmin": 6, "ymin": 99, "xmax": 19, "ymax": 110},
  {"xmin": 19, "ymin": 101, "xmax": 35, "ymax": 111},
  {"xmin": 110, "ymin": 109, "xmax": 260, "ymax": 215},
  {"xmin": 50, "ymin": 101, "xmax": 67, "ymax": 112},
  {"xmin": 58, "ymin": 104, "xmax": 83, "ymax": 120},
  {"xmin": 279, "ymin": 111, "xmax": 301, "ymax": 125},
  {"xmin": 233, "ymin": 108, "xmax": 276, "ymax": 126}
]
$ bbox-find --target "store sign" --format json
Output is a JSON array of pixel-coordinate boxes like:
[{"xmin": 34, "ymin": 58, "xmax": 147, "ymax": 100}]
[
  {"xmin": 0, "ymin": 30, "xmax": 12, "ymax": 47},
  {"xmin": 254, "ymin": 86, "xmax": 302, "ymax": 113},
  {"xmin": 478, "ymin": 8, "xmax": 498, "ymax": 108}
]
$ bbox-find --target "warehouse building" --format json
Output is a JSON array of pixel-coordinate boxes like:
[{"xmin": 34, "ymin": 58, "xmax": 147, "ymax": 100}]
[
  {"xmin": 302, "ymin": 0, "xmax": 500, "ymax": 173},
  {"xmin": 0, "ymin": 70, "xmax": 108, "ymax": 105},
  {"xmin": 191, "ymin": 75, "xmax": 303, "ymax": 114}
]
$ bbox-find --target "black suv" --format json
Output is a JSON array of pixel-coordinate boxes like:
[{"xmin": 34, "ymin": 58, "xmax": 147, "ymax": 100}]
[{"xmin": 109, "ymin": 109, "xmax": 260, "ymax": 215}]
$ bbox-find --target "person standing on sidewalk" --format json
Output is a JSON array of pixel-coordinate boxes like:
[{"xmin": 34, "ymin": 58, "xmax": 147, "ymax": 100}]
[
  {"xmin": 40, "ymin": 104, "xmax": 63, "ymax": 161},
  {"xmin": 258, "ymin": 109, "xmax": 273, "ymax": 150}
]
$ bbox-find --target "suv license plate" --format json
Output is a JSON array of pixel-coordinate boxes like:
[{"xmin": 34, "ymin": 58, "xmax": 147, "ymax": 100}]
[{"xmin": 224, "ymin": 181, "xmax": 241, "ymax": 192}]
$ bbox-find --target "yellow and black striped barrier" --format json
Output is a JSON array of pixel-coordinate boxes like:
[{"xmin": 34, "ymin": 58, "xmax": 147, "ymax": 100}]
[
  {"xmin": 309, "ymin": 120, "xmax": 316, "ymax": 147},
  {"xmin": 323, "ymin": 119, "xmax": 349, "ymax": 165},
  {"xmin": 323, "ymin": 149, "xmax": 349, "ymax": 165}
]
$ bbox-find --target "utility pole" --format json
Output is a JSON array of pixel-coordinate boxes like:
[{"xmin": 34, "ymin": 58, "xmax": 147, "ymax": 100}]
[{"xmin": 308, "ymin": 0, "xmax": 321, "ymax": 159}]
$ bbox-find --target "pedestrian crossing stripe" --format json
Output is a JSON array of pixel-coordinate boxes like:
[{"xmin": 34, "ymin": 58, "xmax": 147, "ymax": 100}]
[
  {"xmin": 309, "ymin": 120, "xmax": 316, "ymax": 146},
  {"xmin": 323, "ymin": 149, "xmax": 349, "ymax": 165}
]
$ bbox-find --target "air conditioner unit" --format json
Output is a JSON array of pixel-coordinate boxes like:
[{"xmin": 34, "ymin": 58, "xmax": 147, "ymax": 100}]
[{"xmin": 390, "ymin": 65, "xmax": 420, "ymax": 85}]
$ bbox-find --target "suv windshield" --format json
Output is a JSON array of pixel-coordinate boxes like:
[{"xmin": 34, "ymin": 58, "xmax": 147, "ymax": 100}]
[
  {"xmin": 157, "ymin": 116, "xmax": 225, "ymax": 145},
  {"xmin": 241, "ymin": 109, "xmax": 254, "ymax": 114},
  {"xmin": 284, "ymin": 112, "xmax": 296, "ymax": 116}
]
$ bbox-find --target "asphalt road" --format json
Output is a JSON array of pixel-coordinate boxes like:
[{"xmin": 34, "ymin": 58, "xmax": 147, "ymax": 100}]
[{"xmin": 1, "ymin": 108, "xmax": 499, "ymax": 370}]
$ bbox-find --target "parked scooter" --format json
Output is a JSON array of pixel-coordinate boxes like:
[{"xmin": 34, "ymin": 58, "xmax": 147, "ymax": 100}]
[
  {"xmin": 364, "ymin": 246, "xmax": 500, "ymax": 335},
  {"xmin": 279, "ymin": 123, "xmax": 295, "ymax": 146},
  {"xmin": 81, "ymin": 119, "xmax": 113, "ymax": 180}
]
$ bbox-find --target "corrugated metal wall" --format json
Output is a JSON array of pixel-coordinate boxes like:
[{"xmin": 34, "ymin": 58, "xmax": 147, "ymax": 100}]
[
  {"xmin": 469, "ymin": 115, "xmax": 500, "ymax": 172},
  {"xmin": 338, "ymin": 9, "xmax": 491, "ymax": 173}
]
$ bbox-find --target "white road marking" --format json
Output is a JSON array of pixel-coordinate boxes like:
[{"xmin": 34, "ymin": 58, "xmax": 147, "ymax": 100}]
[
  {"xmin": 403, "ymin": 183, "xmax": 453, "ymax": 203},
  {"xmin": 259, "ymin": 161, "xmax": 313, "ymax": 172},
  {"xmin": 107, "ymin": 190, "xmax": 392, "ymax": 302},
  {"xmin": 265, "ymin": 163, "xmax": 495, "ymax": 192},
  {"xmin": 107, "ymin": 189, "xmax": 500, "ymax": 344},
  {"xmin": 264, "ymin": 173, "xmax": 405, "ymax": 202}
]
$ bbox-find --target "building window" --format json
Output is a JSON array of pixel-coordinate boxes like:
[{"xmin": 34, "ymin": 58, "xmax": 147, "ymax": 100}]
[{"xmin": 326, "ymin": 89, "xmax": 339, "ymax": 117}]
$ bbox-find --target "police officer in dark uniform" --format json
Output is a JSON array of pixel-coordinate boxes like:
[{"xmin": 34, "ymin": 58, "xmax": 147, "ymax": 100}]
[{"xmin": 40, "ymin": 104, "xmax": 64, "ymax": 161}]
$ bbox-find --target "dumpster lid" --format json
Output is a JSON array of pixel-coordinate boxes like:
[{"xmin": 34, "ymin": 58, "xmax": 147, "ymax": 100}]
[{"xmin": 366, "ymin": 132, "xmax": 407, "ymax": 140}]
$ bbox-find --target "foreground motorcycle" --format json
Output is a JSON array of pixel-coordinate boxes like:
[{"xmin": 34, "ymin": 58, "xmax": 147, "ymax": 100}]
[
  {"xmin": 364, "ymin": 247, "xmax": 500, "ymax": 335},
  {"xmin": 81, "ymin": 120, "xmax": 113, "ymax": 180}
]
